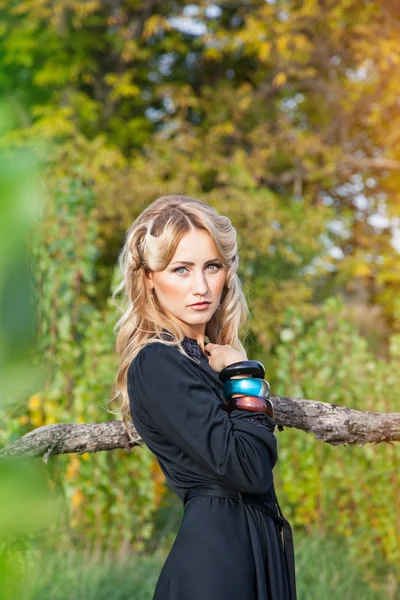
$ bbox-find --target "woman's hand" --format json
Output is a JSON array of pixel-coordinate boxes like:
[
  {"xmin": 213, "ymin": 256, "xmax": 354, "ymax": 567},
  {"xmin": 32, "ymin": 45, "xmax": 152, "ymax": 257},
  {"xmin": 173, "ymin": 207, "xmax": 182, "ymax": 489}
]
[{"xmin": 204, "ymin": 342, "xmax": 247, "ymax": 373}]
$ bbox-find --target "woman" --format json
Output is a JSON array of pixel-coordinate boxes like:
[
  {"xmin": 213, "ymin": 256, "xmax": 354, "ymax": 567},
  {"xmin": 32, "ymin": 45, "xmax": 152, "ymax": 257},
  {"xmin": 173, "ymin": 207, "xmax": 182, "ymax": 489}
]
[{"xmin": 113, "ymin": 195, "xmax": 297, "ymax": 600}]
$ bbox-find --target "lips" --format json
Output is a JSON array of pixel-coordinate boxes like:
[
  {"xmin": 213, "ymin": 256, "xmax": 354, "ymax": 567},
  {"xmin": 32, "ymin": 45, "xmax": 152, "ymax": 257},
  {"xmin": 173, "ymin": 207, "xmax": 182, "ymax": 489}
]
[{"xmin": 190, "ymin": 302, "xmax": 210, "ymax": 306}]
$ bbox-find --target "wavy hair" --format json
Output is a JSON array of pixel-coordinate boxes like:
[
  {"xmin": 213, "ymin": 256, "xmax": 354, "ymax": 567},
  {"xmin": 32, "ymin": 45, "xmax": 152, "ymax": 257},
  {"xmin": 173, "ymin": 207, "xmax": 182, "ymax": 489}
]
[{"xmin": 109, "ymin": 195, "xmax": 249, "ymax": 436}]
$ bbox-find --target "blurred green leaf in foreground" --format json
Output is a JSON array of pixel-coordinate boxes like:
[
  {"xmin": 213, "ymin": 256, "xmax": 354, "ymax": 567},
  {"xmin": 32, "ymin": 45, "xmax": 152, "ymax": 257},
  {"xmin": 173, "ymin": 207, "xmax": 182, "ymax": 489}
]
[{"xmin": 0, "ymin": 100, "xmax": 46, "ymax": 408}]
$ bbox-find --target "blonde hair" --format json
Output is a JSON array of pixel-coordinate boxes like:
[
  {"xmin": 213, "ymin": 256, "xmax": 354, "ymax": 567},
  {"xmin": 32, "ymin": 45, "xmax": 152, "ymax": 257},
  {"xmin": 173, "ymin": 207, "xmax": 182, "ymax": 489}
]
[{"xmin": 109, "ymin": 195, "xmax": 249, "ymax": 434}]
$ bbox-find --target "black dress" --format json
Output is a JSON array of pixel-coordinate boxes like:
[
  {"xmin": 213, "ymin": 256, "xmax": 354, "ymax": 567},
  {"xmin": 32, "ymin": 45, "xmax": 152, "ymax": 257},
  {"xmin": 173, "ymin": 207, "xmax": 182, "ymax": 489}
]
[{"xmin": 127, "ymin": 334, "xmax": 297, "ymax": 600}]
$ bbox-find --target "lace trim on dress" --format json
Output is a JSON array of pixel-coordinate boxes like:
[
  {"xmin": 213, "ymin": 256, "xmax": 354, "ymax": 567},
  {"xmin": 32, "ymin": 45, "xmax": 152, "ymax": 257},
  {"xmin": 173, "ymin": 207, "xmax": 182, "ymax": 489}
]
[
  {"xmin": 159, "ymin": 330, "xmax": 205, "ymax": 360},
  {"xmin": 181, "ymin": 336, "xmax": 204, "ymax": 360}
]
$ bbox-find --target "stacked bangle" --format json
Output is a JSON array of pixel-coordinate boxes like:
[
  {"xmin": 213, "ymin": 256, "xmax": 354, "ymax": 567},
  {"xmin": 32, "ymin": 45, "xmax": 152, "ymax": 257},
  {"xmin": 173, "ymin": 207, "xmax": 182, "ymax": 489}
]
[
  {"xmin": 229, "ymin": 395, "xmax": 274, "ymax": 419},
  {"xmin": 218, "ymin": 360, "xmax": 265, "ymax": 383},
  {"xmin": 219, "ymin": 360, "xmax": 274, "ymax": 419},
  {"xmin": 223, "ymin": 377, "xmax": 270, "ymax": 399}
]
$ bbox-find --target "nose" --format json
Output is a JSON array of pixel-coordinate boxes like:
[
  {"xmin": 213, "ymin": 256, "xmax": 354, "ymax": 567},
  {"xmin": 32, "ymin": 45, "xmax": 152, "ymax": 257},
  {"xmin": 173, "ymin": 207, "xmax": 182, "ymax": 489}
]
[{"xmin": 192, "ymin": 270, "xmax": 209, "ymax": 295}]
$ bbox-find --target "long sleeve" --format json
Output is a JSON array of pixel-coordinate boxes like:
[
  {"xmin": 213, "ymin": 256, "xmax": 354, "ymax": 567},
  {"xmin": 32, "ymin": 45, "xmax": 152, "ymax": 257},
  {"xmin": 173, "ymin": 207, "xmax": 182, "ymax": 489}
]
[{"xmin": 128, "ymin": 342, "xmax": 278, "ymax": 495}]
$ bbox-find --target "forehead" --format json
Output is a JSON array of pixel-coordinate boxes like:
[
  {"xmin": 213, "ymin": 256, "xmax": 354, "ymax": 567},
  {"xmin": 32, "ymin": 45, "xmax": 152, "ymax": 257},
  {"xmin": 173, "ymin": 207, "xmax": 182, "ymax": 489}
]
[{"xmin": 171, "ymin": 229, "xmax": 218, "ymax": 261}]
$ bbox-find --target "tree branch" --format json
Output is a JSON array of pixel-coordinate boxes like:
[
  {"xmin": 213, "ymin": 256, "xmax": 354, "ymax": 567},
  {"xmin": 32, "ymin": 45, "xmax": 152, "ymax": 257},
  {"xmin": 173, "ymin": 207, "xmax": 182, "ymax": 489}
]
[
  {"xmin": 257, "ymin": 155, "xmax": 400, "ymax": 188},
  {"xmin": 273, "ymin": 396, "xmax": 400, "ymax": 446},
  {"xmin": 1, "ymin": 396, "xmax": 399, "ymax": 463},
  {"xmin": 0, "ymin": 421, "xmax": 143, "ymax": 463}
]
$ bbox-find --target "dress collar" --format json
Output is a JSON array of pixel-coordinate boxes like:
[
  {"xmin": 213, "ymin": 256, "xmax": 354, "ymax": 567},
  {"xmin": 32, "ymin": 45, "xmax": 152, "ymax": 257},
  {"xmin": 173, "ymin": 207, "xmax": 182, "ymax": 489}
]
[
  {"xmin": 182, "ymin": 336, "xmax": 206, "ymax": 360},
  {"xmin": 159, "ymin": 329, "xmax": 207, "ymax": 360}
]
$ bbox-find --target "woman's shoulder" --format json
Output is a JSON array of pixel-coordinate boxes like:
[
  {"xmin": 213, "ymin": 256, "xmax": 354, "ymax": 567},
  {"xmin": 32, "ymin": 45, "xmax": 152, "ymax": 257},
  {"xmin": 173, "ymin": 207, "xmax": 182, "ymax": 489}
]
[
  {"xmin": 129, "ymin": 340, "xmax": 183, "ymax": 377},
  {"xmin": 137, "ymin": 339, "xmax": 181, "ymax": 359}
]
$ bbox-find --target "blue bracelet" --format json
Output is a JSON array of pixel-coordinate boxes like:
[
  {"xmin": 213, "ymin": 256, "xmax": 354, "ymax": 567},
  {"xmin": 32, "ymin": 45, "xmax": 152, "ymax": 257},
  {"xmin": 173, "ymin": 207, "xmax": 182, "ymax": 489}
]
[{"xmin": 223, "ymin": 377, "xmax": 271, "ymax": 401}]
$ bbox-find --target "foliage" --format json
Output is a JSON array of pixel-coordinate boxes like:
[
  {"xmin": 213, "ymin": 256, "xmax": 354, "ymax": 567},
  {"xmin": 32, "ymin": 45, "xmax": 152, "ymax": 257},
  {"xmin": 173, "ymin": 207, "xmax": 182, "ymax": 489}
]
[
  {"xmin": 272, "ymin": 296, "xmax": 400, "ymax": 581},
  {"xmin": 2, "ymin": 1, "xmax": 400, "ymax": 329},
  {"xmin": 1, "ymin": 0, "xmax": 400, "ymax": 591},
  {"xmin": 1, "ymin": 171, "xmax": 162, "ymax": 553},
  {"xmin": 7, "ymin": 529, "xmax": 393, "ymax": 600}
]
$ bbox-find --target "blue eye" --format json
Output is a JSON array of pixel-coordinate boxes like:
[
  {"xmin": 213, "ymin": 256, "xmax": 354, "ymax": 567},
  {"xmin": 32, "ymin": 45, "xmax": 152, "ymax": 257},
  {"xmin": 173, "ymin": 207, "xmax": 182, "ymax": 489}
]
[
  {"xmin": 208, "ymin": 263, "xmax": 222, "ymax": 271},
  {"xmin": 173, "ymin": 263, "xmax": 222, "ymax": 274}
]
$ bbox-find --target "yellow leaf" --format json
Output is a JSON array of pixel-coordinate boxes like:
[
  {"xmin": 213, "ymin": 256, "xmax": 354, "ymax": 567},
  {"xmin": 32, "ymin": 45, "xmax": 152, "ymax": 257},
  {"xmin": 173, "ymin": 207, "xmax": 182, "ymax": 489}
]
[
  {"xmin": 151, "ymin": 457, "xmax": 166, "ymax": 508},
  {"xmin": 258, "ymin": 42, "xmax": 271, "ymax": 63},
  {"xmin": 354, "ymin": 263, "xmax": 372, "ymax": 277},
  {"xmin": 30, "ymin": 412, "xmax": 43, "ymax": 427},
  {"xmin": 46, "ymin": 400, "xmax": 58, "ymax": 413},
  {"xmin": 66, "ymin": 457, "xmax": 80, "ymax": 482},
  {"xmin": 272, "ymin": 72, "xmax": 287, "ymax": 88},
  {"xmin": 276, "ymin": 37, "xmax": 287, "ymax": 54},
  {"xmin": 204, "ymin": 47, "xmax": 221, "ymax": 61},
  {"xmin": 28, "ymin": 394, "xmax": 41, "ymax": 411},
  {"xmin": 141, "ymin": 15, "xmax": 169, "ymax": 40},
  {"xmin": 71, "ymin": 489, "xmax": 84, "ymax": 508},
  {"xmin": 44, "ymin": 415, "xmax": 58, "ymax": 425}
]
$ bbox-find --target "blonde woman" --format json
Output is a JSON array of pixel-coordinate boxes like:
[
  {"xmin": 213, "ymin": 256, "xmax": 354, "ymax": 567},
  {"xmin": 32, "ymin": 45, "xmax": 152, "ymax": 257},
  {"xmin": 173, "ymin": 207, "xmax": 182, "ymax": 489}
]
[{"xmin": 113, "ymin": 195, "xmax": 297, "ymax": 600}]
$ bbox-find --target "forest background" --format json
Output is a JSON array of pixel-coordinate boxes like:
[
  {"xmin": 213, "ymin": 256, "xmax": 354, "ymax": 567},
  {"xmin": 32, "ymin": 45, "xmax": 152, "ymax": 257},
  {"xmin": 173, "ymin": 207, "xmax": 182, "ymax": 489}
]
[{"xmin": 1, "ymin": 1, "xmax": 400, "ymax": 599}]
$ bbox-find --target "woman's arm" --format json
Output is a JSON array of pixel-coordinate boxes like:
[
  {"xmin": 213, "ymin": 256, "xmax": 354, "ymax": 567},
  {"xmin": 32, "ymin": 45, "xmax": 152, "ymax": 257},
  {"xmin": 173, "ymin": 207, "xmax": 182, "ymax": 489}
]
[{"xmin": 128, "ymin": 343, "xmax": 277, "ymax": 495}]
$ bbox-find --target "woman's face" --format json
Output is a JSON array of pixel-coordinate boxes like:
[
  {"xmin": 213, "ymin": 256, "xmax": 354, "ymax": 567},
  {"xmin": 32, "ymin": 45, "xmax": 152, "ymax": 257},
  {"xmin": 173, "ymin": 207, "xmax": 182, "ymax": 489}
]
[{"xmin": 146, "ymin": 229, "xmax": 226, "ymax": 337}]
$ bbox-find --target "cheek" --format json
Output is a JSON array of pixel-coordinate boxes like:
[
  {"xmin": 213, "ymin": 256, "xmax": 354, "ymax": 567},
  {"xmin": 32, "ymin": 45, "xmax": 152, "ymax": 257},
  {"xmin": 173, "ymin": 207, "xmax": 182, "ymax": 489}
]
[
  {"xmin": 158, "ymin": 278, "xmax": 184, "ymax": 300},
  {"xmin": 211, "ymin": 272, "xmax": 226, "ymax": 293}
]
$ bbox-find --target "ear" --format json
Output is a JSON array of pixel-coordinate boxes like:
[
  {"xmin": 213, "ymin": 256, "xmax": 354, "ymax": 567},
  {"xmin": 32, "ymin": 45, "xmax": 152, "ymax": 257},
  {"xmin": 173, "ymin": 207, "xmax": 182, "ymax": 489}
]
[{"xmin": 145, "ymin": 270, "xmax": 154, "ymax": 290}]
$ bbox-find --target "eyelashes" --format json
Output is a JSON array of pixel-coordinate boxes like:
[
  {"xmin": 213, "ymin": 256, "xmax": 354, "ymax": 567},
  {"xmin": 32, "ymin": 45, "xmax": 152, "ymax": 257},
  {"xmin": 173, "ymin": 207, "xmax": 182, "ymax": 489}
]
[{"xmin": 173, "ymin": 263, "xmax": 223, "ymax": 274}]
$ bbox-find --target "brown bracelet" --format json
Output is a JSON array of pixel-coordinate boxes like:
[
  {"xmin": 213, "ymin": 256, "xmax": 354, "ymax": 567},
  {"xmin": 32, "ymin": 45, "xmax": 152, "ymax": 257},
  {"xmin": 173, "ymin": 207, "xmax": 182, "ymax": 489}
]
[{"xmin": 227, "ymin": 394, "xmax": 274, "ymax": 419}]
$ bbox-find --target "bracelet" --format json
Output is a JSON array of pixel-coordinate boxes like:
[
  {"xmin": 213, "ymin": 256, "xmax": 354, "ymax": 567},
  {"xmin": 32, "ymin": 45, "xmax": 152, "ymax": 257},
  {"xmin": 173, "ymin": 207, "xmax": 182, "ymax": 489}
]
[
  {"xmin": 223, "ymin": 377, "xmax": 270, "ymax": 401},
  {"xmin": 228, "ymin": 395, "xmax": 274, "ymax": 419},
  {"xmin": 218, "ymin": 360, "xmax": 265, "ymax": 383}
]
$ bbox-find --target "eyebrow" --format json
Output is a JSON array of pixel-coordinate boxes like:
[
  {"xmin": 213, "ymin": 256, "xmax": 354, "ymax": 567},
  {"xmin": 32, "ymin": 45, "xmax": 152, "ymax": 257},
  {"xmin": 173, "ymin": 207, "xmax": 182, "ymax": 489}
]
[{"xmin": 170, "ymin": 257, "xmax": 220, "ymax": 266}]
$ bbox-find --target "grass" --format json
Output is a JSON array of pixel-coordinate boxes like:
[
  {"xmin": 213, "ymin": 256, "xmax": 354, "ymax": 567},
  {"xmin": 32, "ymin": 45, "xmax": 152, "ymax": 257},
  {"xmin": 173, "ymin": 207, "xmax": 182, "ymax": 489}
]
[{"xmin": 1, "ymin": 529, "xmax": 396, "ymax": 600}]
